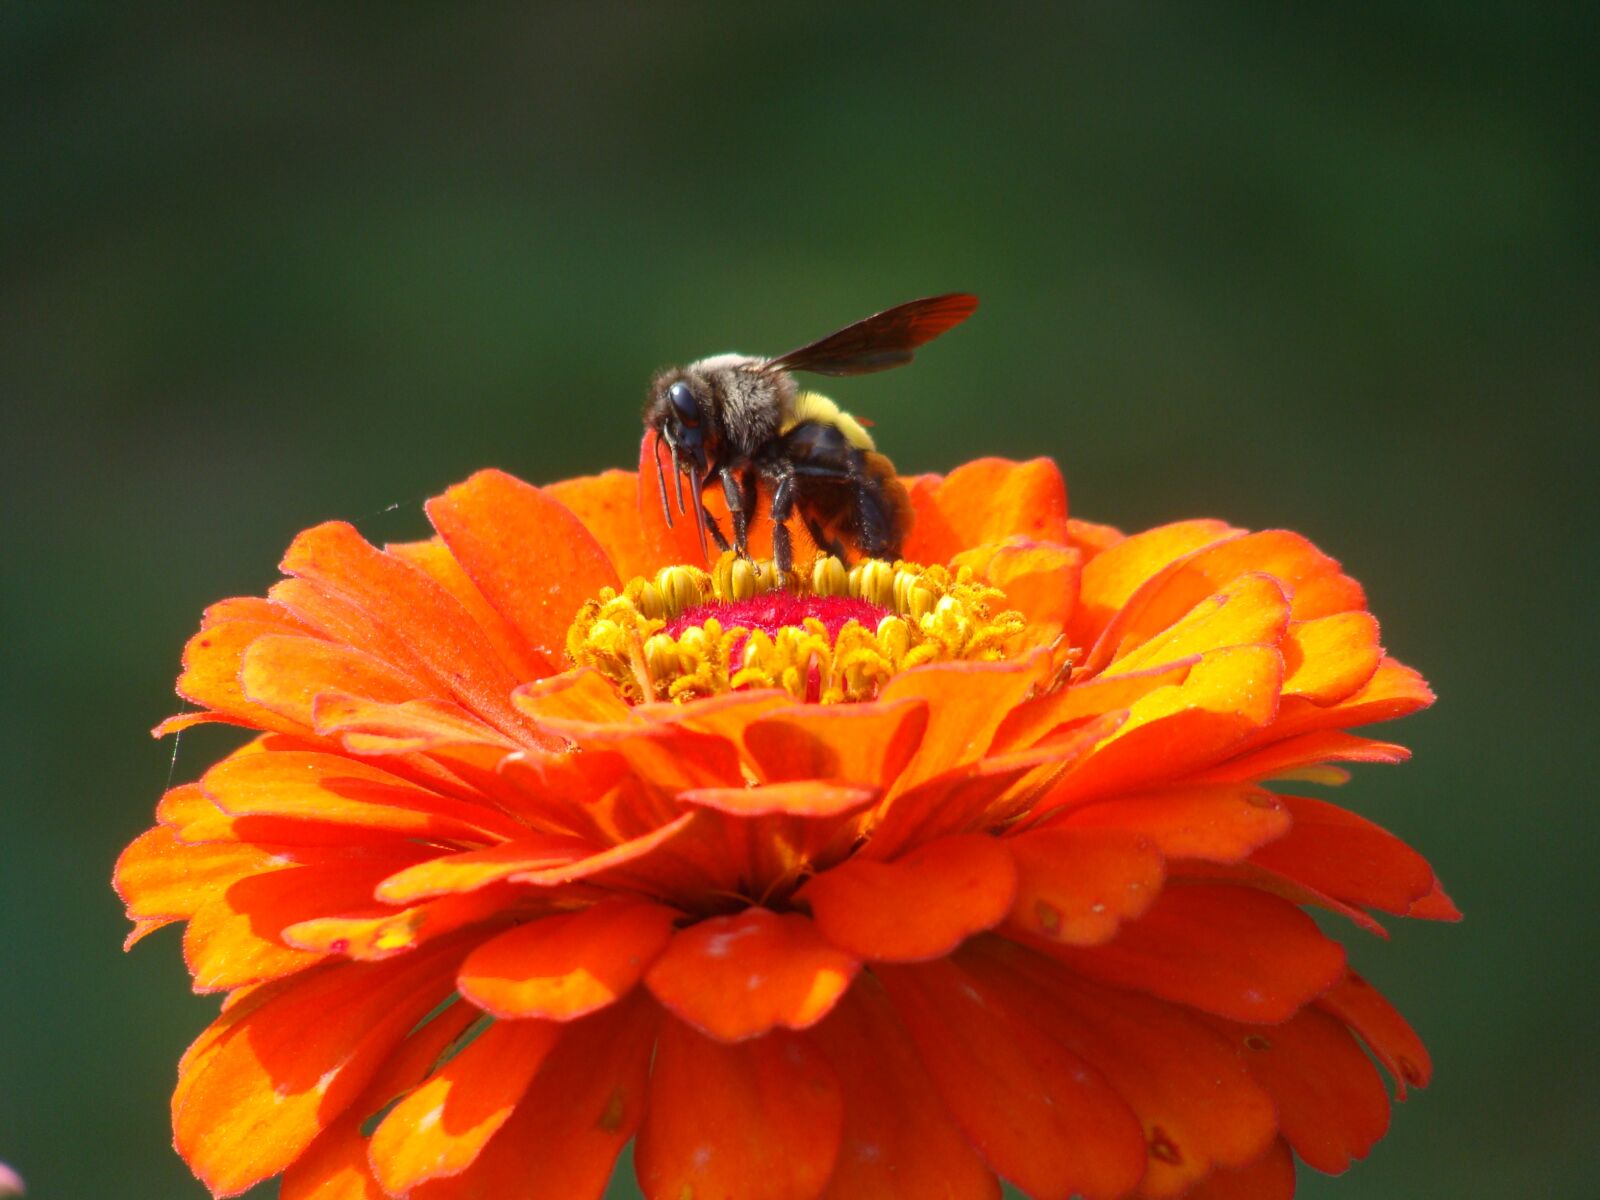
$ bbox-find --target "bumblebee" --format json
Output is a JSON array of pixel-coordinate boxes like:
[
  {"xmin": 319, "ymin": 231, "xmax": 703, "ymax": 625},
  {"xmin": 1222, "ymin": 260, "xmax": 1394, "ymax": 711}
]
[{"xmin": 644, "ymin": 293, "xmax": 978, "ymax": 575}]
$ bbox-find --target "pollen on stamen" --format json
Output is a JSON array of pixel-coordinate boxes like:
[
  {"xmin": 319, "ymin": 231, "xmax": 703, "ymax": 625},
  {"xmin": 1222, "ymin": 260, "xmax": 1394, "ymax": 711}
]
[{"xmin": 564, "ymin": 552, "xmax": 1026, "ymax": 704}]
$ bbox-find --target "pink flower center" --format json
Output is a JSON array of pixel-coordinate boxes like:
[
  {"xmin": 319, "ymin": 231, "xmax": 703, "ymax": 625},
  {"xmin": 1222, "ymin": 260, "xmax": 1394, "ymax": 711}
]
[{"xmin": 665, "ymin": 593, "xmax": 890, "ymax": 640}]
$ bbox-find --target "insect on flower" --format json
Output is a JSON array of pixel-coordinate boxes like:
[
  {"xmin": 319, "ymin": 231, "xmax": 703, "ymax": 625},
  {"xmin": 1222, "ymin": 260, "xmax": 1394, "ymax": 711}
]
[{"xmin": 643, "ymin": 293, "xmax": 978, "ymax": 574}]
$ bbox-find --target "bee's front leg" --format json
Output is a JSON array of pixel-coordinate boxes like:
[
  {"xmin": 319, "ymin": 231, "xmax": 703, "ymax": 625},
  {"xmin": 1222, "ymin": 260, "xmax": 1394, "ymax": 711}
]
[{"xmin": 701, "ymin": 508, "xmax": 732, "ymax": 554}]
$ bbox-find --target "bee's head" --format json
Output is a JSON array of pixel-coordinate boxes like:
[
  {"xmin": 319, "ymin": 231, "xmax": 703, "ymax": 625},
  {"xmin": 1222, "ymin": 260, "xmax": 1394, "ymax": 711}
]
[
  {"xmin": 644, "ymin": 367, "xmax": 722, "ymax": 556},
  {"xmin": 646, "ymin": 372, "xmax": 714, "ymax": 474}
]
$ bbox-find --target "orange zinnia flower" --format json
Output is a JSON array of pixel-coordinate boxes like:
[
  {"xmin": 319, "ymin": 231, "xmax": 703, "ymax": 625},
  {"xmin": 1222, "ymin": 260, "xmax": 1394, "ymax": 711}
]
[{"xmin": 117, "ymin": 448, "xmax": 1456, "ymax": 1200}]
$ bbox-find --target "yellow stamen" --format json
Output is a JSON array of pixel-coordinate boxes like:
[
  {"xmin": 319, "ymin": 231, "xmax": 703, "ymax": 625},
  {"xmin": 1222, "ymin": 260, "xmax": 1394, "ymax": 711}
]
[{"xmin": 566, "ymin": 553, "xmax": 1027, "ymax": 704}]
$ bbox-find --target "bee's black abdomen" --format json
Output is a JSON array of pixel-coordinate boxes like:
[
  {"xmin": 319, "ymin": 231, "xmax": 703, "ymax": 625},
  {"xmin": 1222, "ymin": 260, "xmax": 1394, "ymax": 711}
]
[{"xmin": 757, "ymin": 420, "xmax": 910, "ymax": 566}]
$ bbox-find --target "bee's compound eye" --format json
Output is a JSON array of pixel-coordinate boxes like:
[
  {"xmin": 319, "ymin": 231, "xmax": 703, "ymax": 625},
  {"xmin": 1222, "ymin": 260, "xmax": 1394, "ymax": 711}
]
[{"xmin": 668, "ymin": 381, "xmax": 699, "ymax": 426}]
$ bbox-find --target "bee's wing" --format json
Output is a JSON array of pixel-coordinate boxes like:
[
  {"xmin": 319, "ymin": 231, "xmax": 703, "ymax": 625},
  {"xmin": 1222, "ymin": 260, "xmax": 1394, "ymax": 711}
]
[{"xmin": 763, "ymin": 293, "xmax": 978, "ymax": 377}]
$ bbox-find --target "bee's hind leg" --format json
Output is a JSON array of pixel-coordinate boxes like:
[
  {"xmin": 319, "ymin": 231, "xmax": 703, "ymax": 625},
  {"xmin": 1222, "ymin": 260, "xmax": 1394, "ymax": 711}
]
[
  {"xmin": 844, "ymin": 454, "xmax": 899, "ymax": 561},
  {"xmin": 802, "ymin": 515, "xmax": 847, "ymax": 565}
]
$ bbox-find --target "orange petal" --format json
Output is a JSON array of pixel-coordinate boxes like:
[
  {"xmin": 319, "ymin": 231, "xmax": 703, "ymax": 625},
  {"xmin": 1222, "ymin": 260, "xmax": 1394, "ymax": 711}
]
[
  {"xmin": 1212, "ymin": 530, "xmax": 1369, "ymax": 620},
  {"xmin": 742, "ymin": 697, "xmax": 929, "ymax": 788},
  {"xmin": 1004, "ymin": 827, "xmax": 1164, "ymax": 946},
  {"xmin": 1072, "ymin": 519, "xmax": 1242, "ymax": 648},
  {"xmin": 1184, "ymin": 1140, "xmax": 1296, "ymax": 1200},
  {"xmin": 281, "ymin": 521, "xmax": 532, "ymax": 737},
  {"xmin": 901, "ymin": 473, "xmax": 961, "ymax": 563},
  {"xmin": 1084, "ymin": 529, "xmax": 1364, "ymax": 674},
  {"xmin": 951, "ymin": 538, "xmax": 1082, "ymax": 648},
  {"xmin": 507, "ymin": 812, "xmax": 710, "ymax": 897},
  {"xmin": 279, "ymin": 1000, "xmax": 482, "ymax": 1200},
  {"xmin": 1316, "ymin": 971, "xmax": 1432, "ymax": 1097},
  {"xmin": 239, "ymin": 634, "xmax": 426, "ymax": 729},
  {"xmin": 182, "ymin": 900, "xmax": 327, "ymax": 993},
  {"xmin": 1197, "ymin": 730, "xmax": 1411, "ymax": 784},
  {"xmin": 1101, "ymin": 573, "xmax": 1291, "ymax": 677},
  {"xmin": 646, "ymin": 686, "xmax": 796, "ymax": 742},
  {"xmin": 514, "ymin": 677, "xmax": 746, "ymax": 791},
  {"xmin": 547, "ymin": 467, "xmax": 662, "ymax": 582},
  {"xmin": 812, "ymin": 978, "xmax": 1000, "ymax": 1200},
  {"xmin": 202, "ymin": 748, "xmax": 524, "ymax": 842},
  {"xmin": 676, "ymin": 781, "xmax": 877, "ymax": 818},
  {"xmin": 644, "ymin": 908, "xmax": 859, "ymax": 1041},
  {"xmin": 118, "ymin": 816, "xmax": 434, "ymax": 977},
  {"xmin": 495, "ymin": 742, "xmax": 629, "ymax": 835},
  {"xmin": 171, "ymin": 617, "xmax": 322, "ymax": 736},
  {"xmin": 1407, "ymin": 880, "xmax": 1463, "ymax": 920},
  {"xmin": 1280, "ymin": 610, "xmax": 1382, "ymax": 704},
  {"xmin": 1264, "ymin": 655, "xmax": 1435, "ymax": 741},
  {"xmin": 1249, "ymin": 794, "xmax": 1447, "ymax": 917},
  {"xmin": 1168, "ymin": 859, "xmax": 1389, "ymax": 938},
  {"xmin": 116, "ymin": 823, "xmax": 276, "ymax": 929},
  {"xmin": 866, "ymin": 720, "xmax": 1123, "ymax": 863},
  {"xmin": 200, "ymin": 593, "xmax": 317, "ymax": 630},
  {"xmin": 1401, "ymin": 884, "xmax": 1464, "ymax": 928},
  {"xmin": 1068, "ymin": 516, "xmax": 1125, "ymax": 562},
  {"xmin": 969, "ymin": 943, "xmax": 1278, "ymax": 1199},
  {"xmin": 1048, "ymin": 885, "xmax": 1346, "ymax": 1023},
  {"xmin": 902, "ymin": 457, "xmax": 1070, "ymax": 564},
  {"xmin": 1046, "ymin": 645, "xmax": 1284, "ymax": 807},
  {"xmin": 173, "ymin": 949, "xmax": 460, "ymax": 1197},
  {"xmin": 635, "ymin": 1019, "xmax": 843, "ymax": 1200},
  {"xmin": 183, "ymin": 850, "xmax": 429, "ymax": 991},
  {"xmin": 267, "ymin": 574, "xmax": 438, "ymax": 671},
  {"xmin": 575, "ymin": 721, "xmax": 747, "ymax": 791},
  {"xmin": 1056, "ymin": 783, "xmax": 1292, "ymax": 864},
  {"xmin": 368, "ymin": 1016, "xmax": 562, "ymax": 1194},
  {"xmin": 993, "ymin": 658, "xmax": 1194, "ymax": 753},
  {"xmin": 879, "ymin": 652, "xmax": 1052, "ymax": 796},
  {"xmin": 457, "ymin": 900, "xmax": 678, "ymax": 1019},
  {"xmin": 411, "ymin": 995, "xmax": 658, "ymax": 1200},
  {"xmin": 281, "ymin": 888, "xmax": 516, "ymax": 961},
  {"xmin": 878, "ymin": 957, "xmax": 1146, "ymax": 1200},
  {"xmin": 426, "ymin": 469, "xmax": 618, "ymax": 667},
  {"xmin": 159, "ymin": 758, "xmax": 261, "ymax": 835},
  {"xmin": 373, "ymin": 834, "xmax": 596, "ymax": 904},
  {"xmin": 1210, "ymin": 1006, "xmax": 1390, "ymax": 1174},
  {"xmin": 311, "ymin": 693, "xmax": 519, "ymax": 755},
  {"xmin": 512, "ymin": 666, "xmax": 637, "ymax": 726},
  {"xmin": 802, "ymin": 835, "xmax": 1017, "ymax": 963},
  {"xmin": 156, "ymin": 768, "xmax": 313, "ymax": 854},
  {"xmin": 388, "ymin": 536, "xmax": 550, "ymax": 681}
]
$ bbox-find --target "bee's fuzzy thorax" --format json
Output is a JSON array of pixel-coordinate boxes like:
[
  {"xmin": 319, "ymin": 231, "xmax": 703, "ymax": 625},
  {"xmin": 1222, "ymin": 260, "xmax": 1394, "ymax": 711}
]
[{"xmin": 686, "ymin": 354, "xmax": 793, "ymax": 458}]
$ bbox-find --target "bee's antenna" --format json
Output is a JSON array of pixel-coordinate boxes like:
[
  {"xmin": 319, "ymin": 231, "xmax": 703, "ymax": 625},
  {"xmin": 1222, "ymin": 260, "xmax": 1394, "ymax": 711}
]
[
  {"xmin": 652, "ymin": 431, "xmax": 675, "ymax": 528},
  {"xmin": 688, "ymin": 466, "xmax": 710, "ymax": 562}
]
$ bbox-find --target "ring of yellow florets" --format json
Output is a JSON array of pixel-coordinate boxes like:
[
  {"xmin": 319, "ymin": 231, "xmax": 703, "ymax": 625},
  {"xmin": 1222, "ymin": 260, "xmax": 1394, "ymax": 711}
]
[{"xmin": 566, "ymin": 553, "xmax": 1026, "ymax": 704}]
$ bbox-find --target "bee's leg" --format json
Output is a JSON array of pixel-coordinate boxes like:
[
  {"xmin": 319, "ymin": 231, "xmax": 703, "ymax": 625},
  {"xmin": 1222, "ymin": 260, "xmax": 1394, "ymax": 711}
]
[
  {"xmin": 845, "ymin": 451, "xmax": 898, "ymax": 560},
  {"xmin": 701, "ymin": 508, "xmax": 731, "ymax": 554},
  {"xmin": 790, "ymin": 453, "xmax": 892, "ymax": 561},
  {"xmin": 741, "ymin": 470, "xmax": 759, "ymax": 525},
  {"xmin": 766, "ymin": 469, "xmax": 796, "ymax": 576},
  {"xmin": 720, "ymin": 468, "xmax": 750, "ymax": 559},
  {"xmin": 804, "ymin": 516, "xmax": 847, "ymax": 563}
]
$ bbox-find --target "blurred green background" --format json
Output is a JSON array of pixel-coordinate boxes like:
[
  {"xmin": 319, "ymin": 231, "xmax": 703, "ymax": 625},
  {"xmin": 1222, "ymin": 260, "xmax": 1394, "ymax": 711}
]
[{"xmin": 3, "ymin": 4, "xmax": 1595, "ymax": 1198}]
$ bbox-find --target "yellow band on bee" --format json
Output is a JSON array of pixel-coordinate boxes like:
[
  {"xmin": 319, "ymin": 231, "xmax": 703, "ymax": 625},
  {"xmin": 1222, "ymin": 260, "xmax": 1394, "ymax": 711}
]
[{"xmin": 781, "ymin": 391, "xmax": 877, "ymax": 452}]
